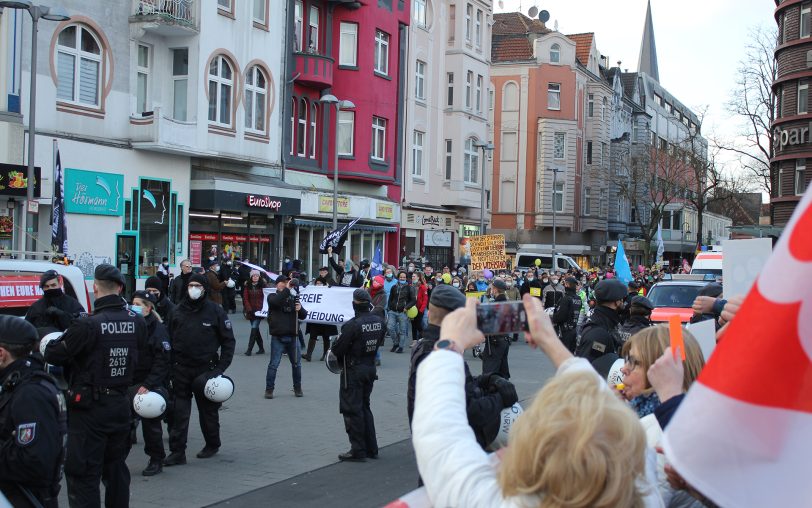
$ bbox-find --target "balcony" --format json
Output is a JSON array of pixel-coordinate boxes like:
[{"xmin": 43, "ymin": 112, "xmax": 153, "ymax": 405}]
[
  {"xmin": 130, "ymin": 107, "xmax": 200, "ymax": 156},
  {"xmin": 293, "ymin": 52, "xmax": 334, "ymax": 90},
  {"xmin": 130, "ymin": 0, "xmax": 198, "ymax": 37}
]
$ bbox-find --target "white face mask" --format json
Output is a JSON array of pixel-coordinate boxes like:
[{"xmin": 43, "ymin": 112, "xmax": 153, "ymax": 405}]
[
  {"xmin": 188, "ymin": 286, "xmax": 204, "ymax": 300},
  {"xmin": 452, "ymin": 282, "xmax": 460, "ymax": 288}
]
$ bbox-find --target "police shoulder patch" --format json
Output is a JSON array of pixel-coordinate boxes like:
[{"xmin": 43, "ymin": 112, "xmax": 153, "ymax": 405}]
[
  {"xmin": 162, "ymin": 341, "xmax": 171, "ymax": 351},
  {"xmin": 224, "ymin": 320, "xmax": 232, "ymax": 330},
  {"xmin": 16, "ymin": 422, "xmax": 36, "ymax": 446}
]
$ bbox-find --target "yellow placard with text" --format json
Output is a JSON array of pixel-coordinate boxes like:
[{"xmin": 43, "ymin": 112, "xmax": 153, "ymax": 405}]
[{"xmin": 468, "ymin": 234, "xmax": 507, "ymax": 271}]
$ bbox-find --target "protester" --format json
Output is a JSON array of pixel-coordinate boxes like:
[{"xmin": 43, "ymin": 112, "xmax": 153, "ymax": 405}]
[
  {"xmin": 242, "ymin": 270, "xmax": 267, "ymax": 355},
  {"xmin": 156, "ymin": 257, "xmax": 171, "ymax": 296},
  {"xmin": 689, "ymin": 283, "xmax": 724, "ymax": 329},
  {"xmin": 519, "ymin": 270, "xmax": 543, "ymax": 301},
  {"xmin": 303, "ymin": 278, "xmax": 338, "ymax": 362},
  {"xmin": 451, "ymin": 276, "xmax": 463, "ymax": 291},
  {"xmin": 327, "ymin": 246, "xmax": 364, "ymax": 287},
  {"xmin": 169, "ymin": 259, "xmax": 194, "ymax": 303},
  {"xmin": 145, "ymin": 275, "xmax": 175, "ymax": 322},
  {"xmin": 387, "ymin": 271, "xmax": 416, "ymax": 354},
  {"xmin": 264, "ymin": 275, "xmax": 307, "ymax": 399},
  {"xmin": 205, "ymin": 262, "xmax": 226, "ymax": 307},
  {"xmin": 25, "ymin": 269, "xmax": 85, "ymax": 331},
  {"xmin": 542, "ymin": 273, "xmax": 565, "ymax": 309},
  {"xmin": 410, "ymin": 272, "xmax": 428, "ymax": 347}
]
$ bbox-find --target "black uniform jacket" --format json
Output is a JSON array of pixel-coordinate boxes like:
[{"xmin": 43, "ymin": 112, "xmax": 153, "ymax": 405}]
[
  {"xmin": 575, "ymin": 305, "xmax": 623, "ymax": 362},
  {"xmin": 331, "ymin": 309, "xmax": 386, "ymax": 366},
  {"xmin": 167, "ymin": 297, "xmax": 235, "ymax": 373},
  {"xmin": 133, "ymin": 312, "xmax": 171, "ymax": 389}
]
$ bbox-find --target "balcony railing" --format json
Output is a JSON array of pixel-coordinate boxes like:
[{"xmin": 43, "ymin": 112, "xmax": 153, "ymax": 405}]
[
  {"xmin": 131, "ymin": 0, "xmax": 197, "ymax": 35},
  {"xmin": 293, "ymin": 52, "xmax": 335, "ymax": 90}
]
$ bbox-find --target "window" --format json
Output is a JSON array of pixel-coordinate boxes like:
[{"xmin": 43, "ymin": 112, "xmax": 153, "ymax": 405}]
[
  {"xmin": 583, "ymin": 187, "xmax": 592, "ymax": 215},
  {"xmin": 588, "ymin": 93, "xmax": 594, "ymax": 117},
  {"xmin": 553, "ymin": 182, "xmax": 564, "ymax": 212},
  {"xmin": 659, "ymin": 137, "xmax": 668, "ymax": 151},
  {"xmin": 601, "ymin": 143, "xmax": 607, "ymax": 166},
  {"xmin": 136, "ymin": 44, "xmax": 149, "ymax": 114},
  {"xmin": 631, "ymin": 206, "xmax": 637, "ymax": 223},
  {"xmin": 290, "ymin": 98, "xmax": 296, "ymax": 154},
  {"xmin": 415, "ymin": 60, "xmax": 426, "ymax": 100},
  {"xmin": 339, "ymin": 23, "xmax": 358, "ymax": 66},
  {"xmin": 671, "ymin": 210, "xmax": 682, "ymax": 231},
  {"xmin": 372, "ymin": 117, "xmax": 387, "ymax": 160},
  {"xmin": 244, "ymin": 65, "xmax": 267, "ymax": 133},
  {"xmin": 447, "ymin": 72, "xmax": 454, "ymax": 106},
  {"xmin": 138, "ymin": 179, "xmax": 172, "ymax": 277},
  {"xmin": 464, "ymin": 138, "xmax": 479, "ymax": 184},
  {"xmin": 550, "ymin": 43, "xmax": 560, "ymax": 64},
  {"xmin": 448, "ymin": 4, "xmax": 455, "ymax": 42},
  {"xmin": 253, "ymin": 0, "xmax": 267, "ymax": 25},
  {"xmin": 489, "ymin": 88, "xmax": 494, "ymax": 110},
  {"xmin": 803, "ymin": 4, "xmax": 811, "ymax": 38},
  {"xmin": 465, "ymin": 3, "xmax": 472, "ymax": 42},
  {"xmin": 475, "ymin": 9, "xmax": 483, "ymax": 47},
  {"xmin": 476, "ymin": 74, "xmax": 483, "ymax": 112},
  {"xmin": 632, "ymin": 122, "xmax": 639, "ymax": 144},
  {"xmin": 412, "ymin": 130, "xmax": 425, "ymax": 178},
  {"xmin": 56, "ymin": 25, "xmax": 102, "ymax": 106},
  {"xmin": 586, "ymin": 141, "xmax": 593, "ymax": 164},
  {"xmin": 799, "ymin": 80, "xmax": 808, "ymax": 114},
  {"xmin": 414, "ymin": 0, "xmax": 427, "ymax": 27},
  {"xmin": 207, "ymin": 55, "xmax": 233, "ymax": 126},
  {"xmin": 547, "ymin": 83, "xmax": 561, "ymax": 110},
  {"xmin": 602, "ymin": 97, "xmax": 607, "ymax": 122},
  {"xmin": 294, "ymin": 1, "xmax": 303, "ymax": 51},
  {"xmin": 337, "ymin": 110, "xmax": 354, "ymax": 156},
  {"xmin": 374, "ymin": 30, "xmax": 390, "ymax": 75},
  {"xmin": 308, "ymin": 6, "xmax": 320, "ymax": 52},
  {"xmin": 217, "ymin": 0, "xmax": 233, "ymax": 12},
  {"xmin": 309, "ymin": 103, "xmax": 318, "ymax": 158},
  {"xmin": 297, "ymin": 98, "xmax": 307, "ymax": 155},
  {"xmin": 445, "ymin": 139, "xmax": 453, "ymax": 180},
  {"xmin": 653, "ymin": 93, "xmax": 662, "ymax": 107},
  {"xmin": 797, "ymin": 159, "xmax": 807, "ymax": 195},
  {"xmin": 553, "ymin": 132, "xmax": 565, "ymax": 160},
  {"xmin": 650, "ymin": 130, "xmax": 656, "ymax": 145},
  {"xmin": 466, "ymin": 71, "xmax": 473, "ymax": 109},
  {"xmin": 171, "ymin": 48, "xmax": 188, "ymax": 121},
  {"xmin": 778, "ymin": 167, "xmax": 784, "ymax": 196},
  {"xmin": 502, "ymin": 82, "xmax": 519, "ymax": 111}
]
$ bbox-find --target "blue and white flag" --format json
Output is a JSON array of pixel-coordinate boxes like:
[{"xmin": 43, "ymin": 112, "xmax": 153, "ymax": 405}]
[
  {"xmin": 614, "ymin": 240, "xmax": 633, "ymax": 285},
  {"xmin": 656, "ymin": 223, "xmax": 665, "ymax": 262},
  {"xmin": 370, "ymin": 243, "xmax": 384, "ymax": 276}
]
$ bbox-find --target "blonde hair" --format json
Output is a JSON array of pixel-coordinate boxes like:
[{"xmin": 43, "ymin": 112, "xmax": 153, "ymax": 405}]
[
  {"xmin": 133, "ymin": 296, "xmax": 162, "ymax": 323},
  {"xmin": 498, "ymin": 370, "xmax": 647, "ymax": 508},
  {"xmin": 621, "ymin": 324, "xmax": 705, "ymax": 392}
]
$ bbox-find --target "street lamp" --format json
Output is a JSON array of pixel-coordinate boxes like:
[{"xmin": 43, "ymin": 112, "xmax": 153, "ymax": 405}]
[
  {"xmin": 547, "ymin": 167, "xmax": 563, "ymax": 271},
  {"xmin": 682, "ymin": 221, "xmax": 691, "ymax": 264},
  {"xmin": 473, "ymin": 141, "xmax": 493, "ymax": 234},
  {"xmin": 0, "ymin": 1, "xmax": 70, "ymax": 257},
  {"xmin": 319, "ymin": 94, "xmax": 355, "ymax": 230}
]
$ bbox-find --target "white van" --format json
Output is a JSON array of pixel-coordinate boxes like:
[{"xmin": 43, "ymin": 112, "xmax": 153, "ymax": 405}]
[
  {"xmin": 515, "ymin": 252, "xmax": 580, "ymax": 273},
  {"xmin": 690, "ymin": 251, "xmax": 723, "ymax": 278}
]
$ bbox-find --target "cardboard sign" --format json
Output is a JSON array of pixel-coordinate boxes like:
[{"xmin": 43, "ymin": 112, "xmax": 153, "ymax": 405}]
[
  {"xmin": 0, "ymin": 276, "xmax": 44, "ymax": 308},
  {"xmin": 686, "ymin": 319, "xmax": 716, "ymax": 361},
  {"xmin": 469, "ymin": 234, "xmax": 507, "ymax": 271},
  {"xmin": 669, "ymin": 315, "xmax": 686, "ymax": 360},
  {"xmin": 722, "ymin": 238, "xmax": 772, "ymax": 299},
  {"xmin": 255, "ymin": 285, "xmax": 356, "ymax": 324},
  {"xmin": 529, "ymin": 287, "xmax": 541, "ymax": 297}
]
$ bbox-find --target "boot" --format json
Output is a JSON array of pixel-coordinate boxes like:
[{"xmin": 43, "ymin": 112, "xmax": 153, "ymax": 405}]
[
  {"xmin": 244, "ymin": 330, "xmax": 256, "ymax": 356},
  {"xmin": 319, "ymin": 337, "xmax": 330, "ymax": 361},
  {"xmin": 255, "ymin": 330, "xmax": 266, "ymax": 354},
  {"xmin": 302, "ymin": 337, "xmax": 317, "ymax": 361}
]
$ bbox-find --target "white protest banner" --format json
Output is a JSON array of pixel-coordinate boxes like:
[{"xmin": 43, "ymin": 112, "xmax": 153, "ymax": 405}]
[
  {"xmin": 721, "ymin": 238, "xmax": 772, "ymax": 298},
  {"xmin": 255, "ymin": 285, "xmax": 356, "ymax": 324},
  {"xmin": 685, "ymin": 319, "xmax": 716, "ymax": 362}
]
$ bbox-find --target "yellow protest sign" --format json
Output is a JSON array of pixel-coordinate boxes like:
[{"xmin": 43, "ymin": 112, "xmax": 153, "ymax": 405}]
[
  {"xmin": 529, "ymin": 287, "xmax": 541, "ymax": 297},
  {"xmin": 468, "ymin": 234, "xmax": 507, "ymax": 271}
]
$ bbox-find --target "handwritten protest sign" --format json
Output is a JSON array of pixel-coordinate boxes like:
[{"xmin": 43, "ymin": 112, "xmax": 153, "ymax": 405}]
[{"xmin": 469, "ymin": 234, "xmax": 507, "ymax": 271}]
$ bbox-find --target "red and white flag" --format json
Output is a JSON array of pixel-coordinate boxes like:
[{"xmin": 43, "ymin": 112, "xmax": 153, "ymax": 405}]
[{"xmin": 664, "ymin": 188, "xmax": 812, "ymax": 507}]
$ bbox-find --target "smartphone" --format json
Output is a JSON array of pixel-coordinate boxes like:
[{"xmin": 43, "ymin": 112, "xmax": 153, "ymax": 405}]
[{"xmin": 476, "ymin": 301, "xmax": 527, "ymax": 335}]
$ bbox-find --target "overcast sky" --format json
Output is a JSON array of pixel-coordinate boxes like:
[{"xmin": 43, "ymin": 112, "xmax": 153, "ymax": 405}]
[{"xmin": 495, "ymin": 0, "xmax": 774, "ymax": 180}]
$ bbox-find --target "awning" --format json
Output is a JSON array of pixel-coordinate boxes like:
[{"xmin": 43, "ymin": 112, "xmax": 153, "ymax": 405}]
[
  {"xmin": 293, "ymin": 218, "xmax": 397, "ymax": 233},
  {"xmin": 727, "ymin": 225, "xmax": 784, "ymax": 237}
]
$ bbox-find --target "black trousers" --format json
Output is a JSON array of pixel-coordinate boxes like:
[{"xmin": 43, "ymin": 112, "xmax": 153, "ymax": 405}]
[
  {"xmin": 339, "ymin": 364, "xmax": 378, "ymax": 457},
  {"xmin": 481, "ymin": 337, "xmax": 510, "ymax": 379},
  {"xmin": 223, "ymin": 288, "xmax": 236, "ymax": 312},
  {"xmin": 65, "ymin": 394, "xmax": 131, "ymax": 508},
  {"xmin": 168, "ymin": 364, "xmax": 221, "ymax": 453}
]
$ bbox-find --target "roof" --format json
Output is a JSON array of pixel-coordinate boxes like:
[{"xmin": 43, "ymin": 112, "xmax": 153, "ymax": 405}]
[
  {"xmin": 492, "ymin": 36, "xmax": 534, "ymax": 62},
  {"xmin": 638, "ymin": 0, "xmax": 660, "ymax": 82},
  {"xmin": 565, "ymin": 33, "xmax": 594, "ymax": 66},
  {"xmin": 492, "ymin": 12, "xmax": 549, "ymax": 36},
  {"xmin": 492, "ymin": 12, "xmax": 550, "ymax": 63},
  {"xmin": 620, "ymin": 72, "xmax": 638, "ymax": 100}
]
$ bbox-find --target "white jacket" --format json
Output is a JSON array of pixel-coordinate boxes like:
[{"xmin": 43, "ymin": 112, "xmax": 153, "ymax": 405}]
[{"xmin": 413, "ymin": 350, "xmax": 665, "ymax": 508}]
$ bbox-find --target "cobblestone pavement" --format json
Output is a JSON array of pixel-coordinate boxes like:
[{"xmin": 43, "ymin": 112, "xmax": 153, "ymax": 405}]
[{"xmin": 57, "ymin": 302, "xmax": 557, "ymax": 507}]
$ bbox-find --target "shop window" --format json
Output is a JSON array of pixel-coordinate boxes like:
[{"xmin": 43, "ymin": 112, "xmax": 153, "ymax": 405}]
[
  {"xmin": 170, "ymin": 193, "xmax": 178, "ymax": 264},
  {"xmin": 138, "ymin": 178, "xmax": 172, "ymax": 277},
  {"xmin": 175, "ymin": 202, "xmax": 183, "ymax": 263},
  {"xmin": 131, "ymin": 189, "xmax": 140, "ymax": 230},
  {"xmin": 124, "ymin": 200, "xmax": 132, "ymax": 230}
]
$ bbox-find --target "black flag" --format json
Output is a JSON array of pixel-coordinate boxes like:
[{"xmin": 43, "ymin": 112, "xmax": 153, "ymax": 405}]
[
  {"xmin": 319, "ymin": 218, "xmax": 360, "ymax": 254},
  {"xmin": 51, "ymin": 145, "xmax": 68, "ymax": 254}
]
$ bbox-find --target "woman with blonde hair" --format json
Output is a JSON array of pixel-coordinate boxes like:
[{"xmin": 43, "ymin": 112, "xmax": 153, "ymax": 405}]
[{"xmin": 412, "ymin": 295, "xmax": 663, "ymax": 508}]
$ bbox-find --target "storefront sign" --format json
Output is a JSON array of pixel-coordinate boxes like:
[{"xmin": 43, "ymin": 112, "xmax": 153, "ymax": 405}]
[
  {"xmin": 189, "ymin": 240, "xmax": 203, "ymax": 265},
  {"xmin": 0, "ymin": 275, "xmax": 44, "ymax": 308},
  {"xmin": 404, "ymin": 212, "xmax": 454, "ymax": 230},
  {"xmin": 376, "ymin": 202, "xmax": 394, "ymax": 220},
  {"xmin": 246, "ymin": 194, "xmax": 283, "ymax": 211},
  {"xmin": 190, "ymin": 233, "xmax": 219, "ymax": 241},
  {"xmin": 64, "ymin": 168, "xmax": 124, "ymax": 216},
  {"xmin": 221, "ymin": 234, "xmax": 249, "ymax": 242},
  {"xmin": 773, "ymin": 123, "xmax": 812, "ymax": 152},
  {"xmin": 319, "ymin": 195, "xmax": 350, "ymax": 214},
  {"xmin": 0, "ymin": 163, "xmax": 41, "ymax": 198},
  {"xmin": 424, "ymin": 230, "xmax": 452, "ymax": 247},
  {"xmin": 190, "ymin": 232, "xmax": 270, "ymax": 244},
  {"xmin": 190, "ymin": 189, "xmax": 301, "ymax": 215},
  {"xmin": 459, "ymin": 224, "xmax": 480, "ymax": 237},
  {"xmin": 468, "ymin": 234, "xmax": 508, "ymax": 271}
]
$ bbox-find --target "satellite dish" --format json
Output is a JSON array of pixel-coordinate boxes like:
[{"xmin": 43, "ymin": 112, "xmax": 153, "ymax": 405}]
[
  {"xmin": 539, "ymin": 10, "xmax": 550, "ymax": 23},
  {"xmin": 528, "ymin": 6, "xmax": 538, "ymax": 17},
  {"xmin": 498, "ymin": 0, "xmax": 504, "ymax": 8}
]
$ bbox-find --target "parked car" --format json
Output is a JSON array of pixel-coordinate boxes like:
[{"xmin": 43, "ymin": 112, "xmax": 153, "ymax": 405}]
[
  {"xmin": 515, "ymin": 251, "xmax": 581, "ymax": 273},
  {"xmin": 647, "ymin": 275, "xmax": 713, "ymax": 323},
  {"xmin": 0, "ymin": 259, "xmax": 91, "ymax": 316}
]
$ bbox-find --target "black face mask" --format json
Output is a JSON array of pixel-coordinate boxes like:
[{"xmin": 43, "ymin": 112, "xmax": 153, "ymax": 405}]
[
  {"xmin": 352, "ymin": 302, "xmax": 371, "ymax": 313},
  {"xmin": 43, "ymin": 288, "xmax": 62, "ymax": 299}
]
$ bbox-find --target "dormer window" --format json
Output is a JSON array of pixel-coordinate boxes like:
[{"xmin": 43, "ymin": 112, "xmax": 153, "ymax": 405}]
[{"xmin": 550, "ymin": 43, "xmax": 560, "ymax": 64}]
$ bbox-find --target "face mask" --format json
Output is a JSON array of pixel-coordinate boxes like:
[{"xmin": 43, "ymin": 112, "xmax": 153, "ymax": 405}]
[
  {"xmin": 284, "ymin": 258, "xmax": 290, "ymax": 263},
  {"xmin": 386, "ymin": 273, "xmax": 393, "ymax": 280},
  {"xmin": 412, "ymin": 279, "xmax": 418, "ymax": 284},
  {"xmin": 130, "ymin": 305, "xmax": 143, "ymax": 316},
  {"xmin": 344, "ymin": 262, "xmax": 352, "ymax": 272},
  {"xmin": 542, "ymin": 278, "xmax": 549, "ymax": 283},
  {"xmin": 212, "ymin": 266, "xmax": 220, "ymax": 272},
  {"xmin": 43, "ymin": 288, "xmax": 63, "ymax": 299},
  {"xmin": 398, "ymin": 279, "xmax": 407, "ymax": 285},
  {"xmin": 527, "ymin": 277, "xmax": 534, "ymax": 282},
  {"xmin": 435, "ymin": 278, "xmax": 443, "ymax": 284},
  {"xmin": 551, "ymin": 278, "xmax": 559, "ymax": 285},
  {"xmin": 478, "ymin": 278, "xmax": 485, "ymax": 283},
  {"xmin": 188, "ymin": 286, "xmax": 204, "ymax": 300},
  {"xmin": 352, "ymin": 302, "xmax": 371, "ymax": 313},
  {"xmin": 408, "ymin": 266, "xmax": 415, "ymax": 272},
  {"xmin": 162, "ymin": 263, "xmax": 169, "ymax": 268},
  {"xmin": 452, "ymin": 282, "xmax": 460, "ymax": 288},
  {"xmin": 451, "ymin": 272, "xmax": 457, "ymax": 277},
  {"xmin": 506, "ymin": 281, "xmax": 513, "ymax": 288}
]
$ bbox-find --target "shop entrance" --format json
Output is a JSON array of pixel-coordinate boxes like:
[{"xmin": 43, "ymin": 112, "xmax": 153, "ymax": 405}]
[{"xmin": 116, "ymin": 233, "xmax": 137, "ymax": 300}]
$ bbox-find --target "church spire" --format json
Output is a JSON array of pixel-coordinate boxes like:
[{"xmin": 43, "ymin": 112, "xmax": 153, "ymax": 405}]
[{"xmin": 637, "ymin": 0, "xmax": 659, "ymax": 82}]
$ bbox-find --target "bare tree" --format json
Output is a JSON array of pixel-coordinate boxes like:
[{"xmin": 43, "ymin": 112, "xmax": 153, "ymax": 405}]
[{"xmin": 718, "ymin": 26, "xmax": 776, "ymax": 195}]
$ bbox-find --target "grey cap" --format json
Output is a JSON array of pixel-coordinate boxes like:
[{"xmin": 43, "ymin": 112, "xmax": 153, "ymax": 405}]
[
  {"xmin": 594, "ymin": 279, "xmax": 628, "ymax": 302},
  {"xmin": 0, "ymin": 315, "xmax": 38, "ymax": 345},
  {"xmin": 491, "ymin": 278, "xmax": 507, "ymax": 291},
  {"xmin": 352, "ymin": 288, "xmax": 372, "ymax": 303},
  {"xmin": 94, "ymin": 264, "xmax": 125, "ymax": 286},
  {"xmin": 630, "ymin": 295, "xmax": 654, "ymax": 311},
  {"xmin": 429, "ymin": 284, "xmax": 467, "ymax": 311}
]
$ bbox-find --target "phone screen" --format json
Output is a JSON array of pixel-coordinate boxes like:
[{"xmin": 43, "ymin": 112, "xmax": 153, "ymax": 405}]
[{"xmin": 476, "ymin": 301, "xmax": 527, "ymax": 335}]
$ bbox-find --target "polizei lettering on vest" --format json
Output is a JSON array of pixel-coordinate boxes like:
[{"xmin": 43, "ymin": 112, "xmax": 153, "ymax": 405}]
[
  {"xmin": 361, "ymin": 322, "xmax": 382, "ymax": 333},
  {"xmin": 100, "ymin": 322, "xmax": 135, "ymax": 334}
]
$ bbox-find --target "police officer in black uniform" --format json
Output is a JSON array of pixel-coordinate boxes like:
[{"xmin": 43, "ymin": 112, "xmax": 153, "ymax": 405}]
[
  {"xmin": 574, "ymin": 279, "xmax": 627, "ymax": 363},
  {"xmin": 618, "ymin": 295, "xmax": 654, "ymax": 343},
  {"xmin": 481, "ymin": 279, "xmax": 511, "ymax": 379},
  {"xmin": 163, "ymin": 272, "xmax": 235, "ymax": 466},
  {"xmin": 145, "ymin": 275, "xmax": 176, "ymax": 322},
  {"xmin": 25, "ymin": 269, "xmax": 85, "ymax": 331},
  {"xmin": 551, "ymin": 277, "xmax": 583, "ymax": 352},
  {"xmin": 331, "ymin": 289, "xmax": 386, "ymax": 462},
  {"xmin": 0, "ymin": 316, "xmax": 66, "ymax": 508},
  {"xmin": 44, "ymin": 264, "xmax": 148, "ymax": 508}
]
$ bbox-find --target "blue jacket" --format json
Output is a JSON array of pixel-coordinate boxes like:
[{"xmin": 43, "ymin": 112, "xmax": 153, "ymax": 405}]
[{"xmin": 383, "ymin": 277, "xmax": 397, "ymax": 300}]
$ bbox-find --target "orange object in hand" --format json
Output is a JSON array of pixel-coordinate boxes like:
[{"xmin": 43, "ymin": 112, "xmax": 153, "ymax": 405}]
[{"xmin": 669, "ymin": 315, "xmax": 686, "ymax": 361}]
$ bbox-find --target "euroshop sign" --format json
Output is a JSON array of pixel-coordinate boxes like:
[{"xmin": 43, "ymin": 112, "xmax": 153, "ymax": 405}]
[
  {"xmin": 774, "ymin": 124, "xmax": 812, "ymax": 152},
  {"xmin": 246, "ymin": 194, "xmax": 283, "ymax": 210}
]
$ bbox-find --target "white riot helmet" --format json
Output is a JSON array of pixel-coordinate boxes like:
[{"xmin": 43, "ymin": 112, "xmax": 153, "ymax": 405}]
[
  {"xmin": 226, "ymin": 279, "xmax": 236, "ymax": 288},
  {"xmin": 133, "ymin": 391, "xmax": 166, "ymax": 419},
  {"xmin": 39, "ymin": 332, "xmax": 63, "ymax": 356},
  {"xmin": 204, "ymin": 375, "xmax": 234, "ymax": 403},
  {"xmin": 606, "ymin": 357, "xmax": 625, "ymax": 387},
  {"xmin": 487, "ymin": 403, "xmax": 523, "ymax": 451}
]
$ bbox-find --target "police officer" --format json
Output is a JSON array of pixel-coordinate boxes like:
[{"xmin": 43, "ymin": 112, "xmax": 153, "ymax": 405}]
[
  {"xmin": 551, "ymin": 277, "xmax": 583, "ymax": 352},
  {"xmin": 620, "ymin": 281, "xmax": 641, "ymax": 323},
  {"xmin": 145, "ymin": 275, "xmax": 176, "ymax": 322},
  {"xmin": 574, "ymin": 279, "xmax": 627, "ymax": 363},
  {"xmin": 164, "ymin": 272, "xmax": 235, "ymax": 466},
  {"xmin": 25, "ymin": 269, "xmax": 85, "ymax": 330},
  {"xmin": 44, "ymin": 264, "xmax": 148, "ymax": 508},
  {"xmin": 481, "ymin": 279, "xmax": 511, "ymax": 379},
  {"xmin": 618, "ymin": 295, "xmax": 654, "ymax": 343},
  {"xmin": 331, "ymin": 289, "xmax": 386, "ymax": 462},
  {"xmin": 129, "ymin": 291, "xmax": 171, "ymax": 477},
  {"xmin": 0, "ymin": 316, "xmax": 66, "ymax": 508}
]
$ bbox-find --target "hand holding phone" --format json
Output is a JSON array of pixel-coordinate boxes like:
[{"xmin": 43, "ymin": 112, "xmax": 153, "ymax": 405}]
[{"xmin": 476, "ymin": 301, "xmax": 527, "ymax": 335}]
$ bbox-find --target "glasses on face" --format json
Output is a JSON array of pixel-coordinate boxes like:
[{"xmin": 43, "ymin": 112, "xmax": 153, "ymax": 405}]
[
  {"xmin": 187, "ymin": 283, "xmax": 203, "ymax": 288},
  {"xmin": 181, "ymin": 264, "xmax": 192, "ymax": 270},
  {"xmin": 624, "ymin": 354, "xmax": 642, "ymax": 369}
]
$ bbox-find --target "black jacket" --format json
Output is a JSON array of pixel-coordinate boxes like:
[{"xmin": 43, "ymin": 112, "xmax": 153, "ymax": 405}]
[
  {"xmin": 168, "ymin": 271, "xmax": 192, "ymax": 304},
  {"xmin": 618, "ymin": 316, "xmax": 652, "ymax": 343},
  {"xmin": 328, "ymin": 257, "xmax": 364, "ymax": 287},
  {"xmin": 519, "ymin": 279, "xmax": 544, "ymax": 299},
  {"xmin": 266, "ymin": 287, "xmax": 307, "ymax": 336},
  {"xmin": 0, "ymin": 357, "xmax": 66, "ymax": 505},
  {"xmin": 387, "ymin": 283, "xmax": 416, "ymax": 312},
  {"xmin": 575, "ymin": 305, "xmax": 623, "ymax": 362},
  {"xmin": 166, "ymin": 297, "xmax": 235, "ymax": 373},
  {"xmin": 133, "ymin": 313, "xmax": 171, "ymax": 389},
  {"xmin": 25, "ymin": 291, "xmax": 85, "ymax": 331},
  {"xmin": 155, "ymin": 294, "xmax": 176, "ymax": 323},
  {"xmin": 331, "ymin": 308, "xmax": 386, "ymax": 367},
  {"xmin": 551, "ymin": 287, "xmax": 581, "ymax": 328}
]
